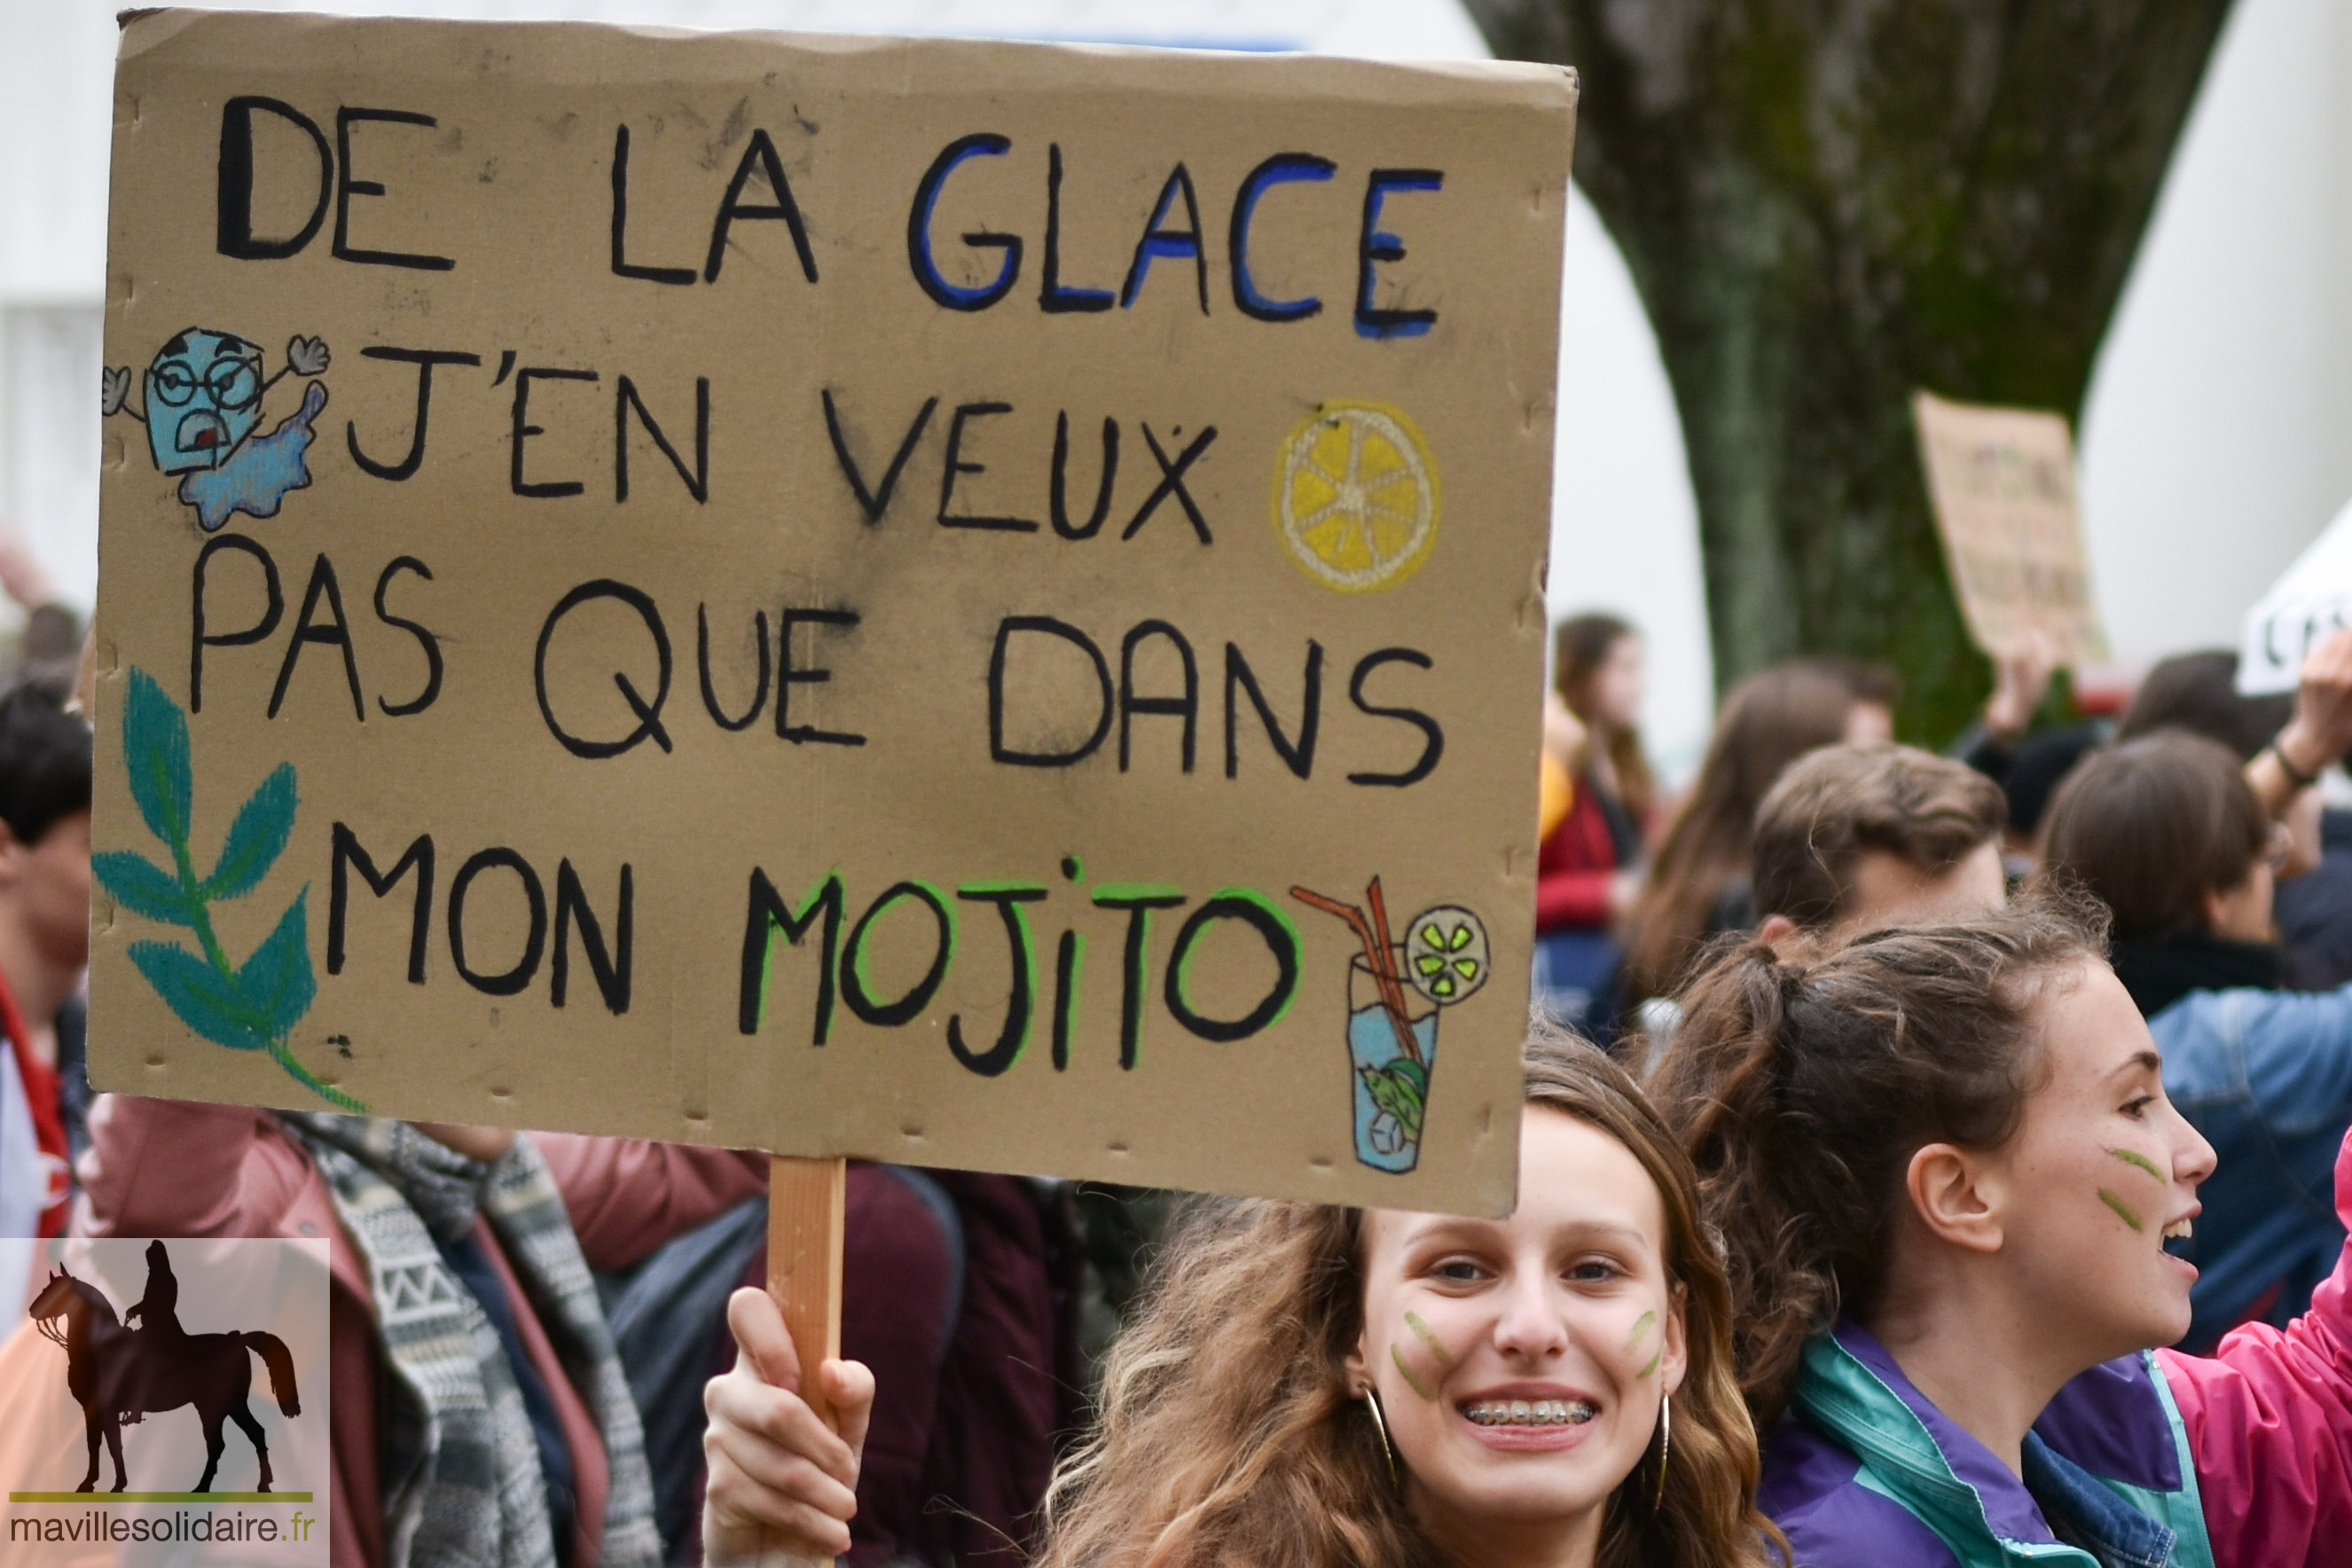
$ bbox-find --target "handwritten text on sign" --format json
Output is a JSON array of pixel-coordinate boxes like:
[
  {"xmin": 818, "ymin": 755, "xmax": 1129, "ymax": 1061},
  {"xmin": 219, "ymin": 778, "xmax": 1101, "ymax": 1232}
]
[
  {"xmin": 92, "ymin": 12, "xmax": 1574, "ymax": 1214},
  {"xmin": 1911, "ymin": 389, "xmax": 2107, "ymax": 667}
]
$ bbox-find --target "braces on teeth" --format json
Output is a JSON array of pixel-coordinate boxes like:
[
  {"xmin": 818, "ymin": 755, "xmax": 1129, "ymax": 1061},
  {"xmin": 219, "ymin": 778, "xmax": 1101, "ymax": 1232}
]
[{"xmin": 1462, "ymin": 1399, "xmax": 1598, "ymax": 1427}]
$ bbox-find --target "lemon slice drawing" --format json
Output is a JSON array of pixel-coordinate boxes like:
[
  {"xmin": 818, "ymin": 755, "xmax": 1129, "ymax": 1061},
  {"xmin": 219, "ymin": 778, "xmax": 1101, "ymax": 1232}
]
[
  {"xmin": 1404, "ymin": 906, "xmax": 1489, "ymax": 1006},
  {"xmin": 1274, "ymin": 401, "xmax": 1439, "ymax": 592}
]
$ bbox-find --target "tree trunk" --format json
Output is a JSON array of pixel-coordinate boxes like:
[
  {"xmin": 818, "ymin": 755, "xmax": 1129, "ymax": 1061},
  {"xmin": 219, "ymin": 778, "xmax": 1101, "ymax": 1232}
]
[{"xmin": 1468, "ymin": 0, "xmax": 2233, "ymax": 739}]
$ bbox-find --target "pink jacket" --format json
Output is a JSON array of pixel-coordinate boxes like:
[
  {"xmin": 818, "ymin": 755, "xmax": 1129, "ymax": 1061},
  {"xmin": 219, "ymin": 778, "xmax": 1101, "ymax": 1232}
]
[
  {"xmin": 2164, "ymin": 1120, "xmax": 2352, "ymax": 1566},
  {"xmin": 73, "ymin": 1095, "xmax": 764, "ymax": 1568}
]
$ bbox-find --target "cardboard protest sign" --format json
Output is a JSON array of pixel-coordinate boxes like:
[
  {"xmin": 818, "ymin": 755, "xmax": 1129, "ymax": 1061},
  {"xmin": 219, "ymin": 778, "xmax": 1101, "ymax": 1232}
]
[
  {"xmin": 91, "ymin": 11, "xmax": 1573, "ymax": 1214},
  {"xmin": 1911, "ymin": 390, "xmax": 2107, "ymax": 665},
  {"xmin": 2238, "ymin": 493, "xmax": 2352, "ymax": 696}
]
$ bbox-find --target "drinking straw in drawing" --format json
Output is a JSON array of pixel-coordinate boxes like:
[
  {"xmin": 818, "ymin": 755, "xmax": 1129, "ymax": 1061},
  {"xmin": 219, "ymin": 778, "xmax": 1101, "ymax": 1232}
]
[{"xmin": 1291, "ymin": 884, "xmax": 1420, "ymax": 1065}]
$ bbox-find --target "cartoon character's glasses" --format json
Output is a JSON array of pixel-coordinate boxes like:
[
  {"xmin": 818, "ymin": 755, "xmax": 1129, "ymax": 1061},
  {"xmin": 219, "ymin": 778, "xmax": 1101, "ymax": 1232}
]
[{"xmin": 150, "ymin": 356, "xmax": 262, "ymax": 412}]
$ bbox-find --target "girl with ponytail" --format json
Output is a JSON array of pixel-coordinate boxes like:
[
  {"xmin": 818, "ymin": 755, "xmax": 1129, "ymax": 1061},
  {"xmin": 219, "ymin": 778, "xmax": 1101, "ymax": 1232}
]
[{"xmin": 1656, "ymin": 896, "xmax": 2352, "ymax": 1568}]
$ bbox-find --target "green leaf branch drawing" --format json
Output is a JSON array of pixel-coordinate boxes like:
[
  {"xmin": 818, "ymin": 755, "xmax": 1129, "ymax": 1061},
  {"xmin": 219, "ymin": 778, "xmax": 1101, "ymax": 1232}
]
[{"xmin": 92, "ymin": 668, "xmax": 360, "ymax": 1111}]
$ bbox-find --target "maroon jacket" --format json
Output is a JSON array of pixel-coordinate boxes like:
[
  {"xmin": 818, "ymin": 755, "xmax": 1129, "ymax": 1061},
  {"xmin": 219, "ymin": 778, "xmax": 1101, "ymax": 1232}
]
[
  {"xmin": 1537, "ymin": 775, "xmax": 1621, "ymax": 930},
  {"xmin": 745, "ymin": 1166, "xmax": 1081, "ymax": 1568}
]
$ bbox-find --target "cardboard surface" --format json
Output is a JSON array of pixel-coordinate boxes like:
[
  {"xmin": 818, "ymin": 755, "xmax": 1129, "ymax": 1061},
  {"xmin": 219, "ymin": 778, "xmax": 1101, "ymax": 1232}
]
[
  {"xmin": 2239, "ymin": 492, "xmax": 2352, "ymax": 696},
  {"xmin": 1911, "ymin": 390, "xmax": 2107, "ymax": 665},
  {"xmin": 90, "ymin": 10, "xmax": 1573, "ymax": 1214}
]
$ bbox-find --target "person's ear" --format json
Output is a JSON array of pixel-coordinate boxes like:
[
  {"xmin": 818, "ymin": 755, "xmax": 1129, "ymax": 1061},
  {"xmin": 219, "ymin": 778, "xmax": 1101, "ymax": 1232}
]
[
  {"xmin": 2197, "ymin": 882, "xmax": 2238, "ymax": 934},
  {"xmin": 1341, "ymin": 1337, "xmax": 1370, "ymax": 1398},
  {"xmin": 1904, "ymin": 1141, "xmax": 2005, "ymax": 1254},
  {"xmin": 1757, "ymin": 913, "xmax": 1799, "ymax": 949},
  {"xmin": 1660, "ymin": 1281, "xmax": 1690, "ymax": 1398},
  {"xmin": 0, "ymin": 819, "xmax": 26, "ymax": 887}
]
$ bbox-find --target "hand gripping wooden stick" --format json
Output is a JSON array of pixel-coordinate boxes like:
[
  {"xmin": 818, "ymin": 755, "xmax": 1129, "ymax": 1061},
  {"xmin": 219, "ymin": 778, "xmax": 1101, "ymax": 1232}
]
[{"xmin": 760, "ymin": 1154, "xmax": 846, "ymax": 1566}]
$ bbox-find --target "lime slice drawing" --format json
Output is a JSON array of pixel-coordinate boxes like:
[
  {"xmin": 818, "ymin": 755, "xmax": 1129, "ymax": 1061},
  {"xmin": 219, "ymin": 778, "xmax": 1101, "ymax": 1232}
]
[
  {"xmin": 1273, "ymin": 401, "xmax": 1439, "ymax": 592},
  {"xmin": 1404, "ymin": 906, "xmax": 1489, "ymax": 1005}
]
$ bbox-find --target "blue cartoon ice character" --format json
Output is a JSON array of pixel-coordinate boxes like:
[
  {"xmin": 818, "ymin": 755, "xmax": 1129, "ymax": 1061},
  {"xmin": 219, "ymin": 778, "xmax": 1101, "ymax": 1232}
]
[{"xmin": 102, "ymin": 329, "xmax": 330, "ymax": 531}]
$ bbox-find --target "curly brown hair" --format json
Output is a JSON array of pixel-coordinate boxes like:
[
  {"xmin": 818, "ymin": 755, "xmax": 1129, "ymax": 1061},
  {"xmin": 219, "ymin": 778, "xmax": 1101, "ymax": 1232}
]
[
  {"xmin": 1650, "ymin": 895, "xmax": 2107, "ymax": 1427},
  {"xmin": 1031, "ymin": 1023, "xmax": 1784, "ymax": 1568},
  {"xmin": 1749, "ymin": 743, "xmax": 2005, "ymax": 931}
]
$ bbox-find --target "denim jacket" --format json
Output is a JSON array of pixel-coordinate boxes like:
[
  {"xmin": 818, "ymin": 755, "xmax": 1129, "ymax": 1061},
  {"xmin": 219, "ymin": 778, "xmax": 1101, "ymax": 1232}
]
[{"xmin": 2153, "ymin": 983, "xmax": 2352, "ymax": 1348}]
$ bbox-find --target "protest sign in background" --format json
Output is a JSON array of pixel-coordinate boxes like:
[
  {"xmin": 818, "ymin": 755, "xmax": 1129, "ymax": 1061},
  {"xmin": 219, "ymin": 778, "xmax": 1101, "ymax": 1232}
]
[
  {"xmin": 1912, "ymin": 390, "xmax": 2107, "ymax": 667},
  {"xmin": 2239, "ymin": 493, "xmax": 2352, "ymax": 696},
  {"xmin": 90, "ymin": 11, "xmax": 1574, "ymax": 1215}
]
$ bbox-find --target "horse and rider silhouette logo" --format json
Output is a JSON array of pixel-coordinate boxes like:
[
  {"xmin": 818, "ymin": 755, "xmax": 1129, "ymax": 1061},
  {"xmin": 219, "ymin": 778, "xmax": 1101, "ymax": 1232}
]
[{"xmin": 27, "ymin": 1241, "xmax": 302, "ymax": 1495}]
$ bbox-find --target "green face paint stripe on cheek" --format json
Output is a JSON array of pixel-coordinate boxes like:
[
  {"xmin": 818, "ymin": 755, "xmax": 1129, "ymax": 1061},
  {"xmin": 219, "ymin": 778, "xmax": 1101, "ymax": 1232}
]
[
  {"xmin": 2109, "ymin": 1148, "xmax": 2165, "ymax": 1183},
  {"xmin": 1627, "ymin": 1310, "xmax": 1656, "ymax": 1352},
  {"xmin": 1638, "ymin": 1349, "xmax": 1662, "ymax": 1379},
  {"xmin": 1402, "ymin": 1311, "xmax": 1452, "ymax": 1366},
  {"xmin": 2097, "ymin": 1188, "xmax": 2145, "ymax": 1232},
  {"xmin": 1390, "ymin": 1344, "xmax": 1436, "ymax": 1402}
]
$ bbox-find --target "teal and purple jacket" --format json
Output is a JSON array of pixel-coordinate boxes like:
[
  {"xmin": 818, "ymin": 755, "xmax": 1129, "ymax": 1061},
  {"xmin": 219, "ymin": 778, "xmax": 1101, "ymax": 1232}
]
[{"xmin": 1760, "ymin": 1125, "xmax": 2352, "ymax": 1567}]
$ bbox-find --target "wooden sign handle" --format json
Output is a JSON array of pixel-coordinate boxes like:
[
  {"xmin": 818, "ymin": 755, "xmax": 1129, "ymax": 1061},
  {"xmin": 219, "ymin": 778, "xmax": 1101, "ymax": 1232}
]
[
  {"xmin": 762, "ymin": 1154, "xmax": 846, "ymax": 1564},
  {"xmin": 767, "ymin": 1154, "xmax": 847, "ymax": 1422}
]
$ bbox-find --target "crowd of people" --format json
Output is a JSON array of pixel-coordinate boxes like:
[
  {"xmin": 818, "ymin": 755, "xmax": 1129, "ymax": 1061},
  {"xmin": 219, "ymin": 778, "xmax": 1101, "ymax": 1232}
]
[
  {"xmin": 698, "ymin": 615, "xmax": 2352, "ymax": 1568},
  {"xmin": 14, "ymin": 576, "xmax": 2352, "ymax": 1568}
]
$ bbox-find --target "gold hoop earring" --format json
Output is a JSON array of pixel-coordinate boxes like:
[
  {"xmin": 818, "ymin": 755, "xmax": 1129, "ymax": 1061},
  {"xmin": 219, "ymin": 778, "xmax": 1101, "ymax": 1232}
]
[
  {"xmin": 1362, "ymin": 1387, "xmax": 1401, "ymax": 1489},
  {"xmin": 1652, "ymin": 1391, "xmax": 1672, "ymax": 1509}
]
